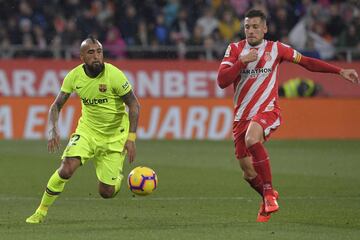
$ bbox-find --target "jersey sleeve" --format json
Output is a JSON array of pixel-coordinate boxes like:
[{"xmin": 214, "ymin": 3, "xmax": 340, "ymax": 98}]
[
  {"xmin": 60, "ymin": 70, "xmax": 74, "ymax": 93},
  {"xmin": 277, "ymin": 41, "xmax": 302, "ymax": 64},
  {"xmin": 220, "ymin": 43, "xmax": 239, "ymax": 67},
  {"xmin": 112, "ymin": 68, "xmax": 132, "ymax": 96}
]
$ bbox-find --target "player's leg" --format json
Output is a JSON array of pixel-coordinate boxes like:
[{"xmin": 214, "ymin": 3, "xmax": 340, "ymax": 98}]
[
  {"xmin": 25, "ymin": 157, "xmax": 81, "ymax": 224},
  {"xmin": 245, "ymin": 121, "xmax": 271, "ymax": 192},
  {"xmin": 26, "ymin": 133, "xmax": 93, "ymax": 223},
  {"xmin": 237, "ymin": 155, "xmax": 264, "ymax": 197},
  {"xmin": 94, "ymin": 137, "xmax": 127, "ymax": 198},
  {"xmin": 245, "ymin": 112, "xmax": 281, "ymax": 213},
  {"xmin": 234, "ymin": 128, "xmax": 264, "ymax": 197},
  {"xmin": 234, "ymin": 136, "xmax": 272, "ymax": 222},
  {"xmin": 95, "ymin": 152, "xmax": 125, "ymax": 198}
]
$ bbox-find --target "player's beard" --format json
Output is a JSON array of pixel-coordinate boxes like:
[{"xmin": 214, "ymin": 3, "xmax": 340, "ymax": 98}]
[
  {"xmin": 86, "ymin": 62, "xmax": 104, "ymax": 77},
  {"xmin": 248, "ymin": 38, "xmax": 262, "ymax": 46}
]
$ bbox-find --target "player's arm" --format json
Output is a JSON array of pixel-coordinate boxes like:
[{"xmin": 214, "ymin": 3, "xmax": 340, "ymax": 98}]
[
  {"xmin": 48, "ymin": 91, "xmax": 71, "ymax": 153},
  {"xmin": 121, "ymin": 90, "xmax": 140, "ymax": 163},
  {"xmin": 217, "ymin": 44, "xmax": 256, "ymax": 89},
  {"xmin": 297, "ymin": 56, "xmax": 359, "ymax": 84},
  {"xmin": 280, "ymin": 42, "xmax": 359, "ymax": 84},
  {"xmin": 217, "ymin": 61, "xmax": 247, "ymax": 89}
]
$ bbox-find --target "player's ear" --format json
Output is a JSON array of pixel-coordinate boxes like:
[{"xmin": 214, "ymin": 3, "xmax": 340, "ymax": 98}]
[{"xmin": 263, "ymin": 22, "xmax": 268, "ymax": 34}]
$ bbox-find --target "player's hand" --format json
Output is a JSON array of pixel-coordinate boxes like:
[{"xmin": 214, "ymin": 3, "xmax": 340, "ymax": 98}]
[
  {"xmin": 340, "ymin": 69, "xmax": 359, "ymax": 84},
  {"xmin": 47, "ymin": 128, "xmax": 60, "ymax": 153},
  {"xmin": 125, "ymin": 140, "xmax": 136, "ymax": 163},
  {"xmin": 239, "ymin": 49, "xmax": 258, "ymax": 64}
]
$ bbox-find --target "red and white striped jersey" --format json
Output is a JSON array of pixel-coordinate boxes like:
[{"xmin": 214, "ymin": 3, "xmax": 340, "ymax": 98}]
[{"xmin": 219, "ymin": 39, "xmax": 302, "ymax": 122}]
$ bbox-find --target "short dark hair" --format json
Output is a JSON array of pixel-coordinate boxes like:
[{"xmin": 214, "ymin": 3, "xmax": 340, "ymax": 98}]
[
  {"xmin": 245, "ymin": 9, "xmax": 267, "ymax": 22},
  {"xmin": 87, "ymin": 35, "xmax": 98, "ymax": 44}
]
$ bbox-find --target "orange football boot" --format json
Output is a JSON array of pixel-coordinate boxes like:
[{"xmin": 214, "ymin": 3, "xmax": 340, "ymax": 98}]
[
  {"xmin": 264, "ymin": 190, "xmax": 279, "ymax": 213},
  {"xmin": 256, "ymin": 190, "xmax": 279, "ymax": 222}
]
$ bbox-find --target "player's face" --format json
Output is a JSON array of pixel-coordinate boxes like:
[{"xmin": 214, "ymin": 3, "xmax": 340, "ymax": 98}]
[
  {"xmin": 244, "ymin": 17, "xmax": 267, "ymax": 46},
  {"xmin": 80, "ymin": 42, "xmax": 104, "ymax": 72}
]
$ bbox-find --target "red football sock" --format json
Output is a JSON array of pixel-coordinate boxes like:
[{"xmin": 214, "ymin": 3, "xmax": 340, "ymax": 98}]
[
  {"xmin": 245, "ymin": 174, "xmax": 264, "ymax": 197},
  {"xmin": 248, "ymin": 142, "xmax": 273, "ymax": 195}
]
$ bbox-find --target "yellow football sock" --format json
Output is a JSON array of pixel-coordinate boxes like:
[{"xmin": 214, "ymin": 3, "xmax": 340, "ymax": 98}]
[
  {"xmin": 38, "ymin": 170, "xmax": 68, "ymax": 210},
  {"xmin": 112, "ymin": 176, "xmax": 123, "ymax": 197}
]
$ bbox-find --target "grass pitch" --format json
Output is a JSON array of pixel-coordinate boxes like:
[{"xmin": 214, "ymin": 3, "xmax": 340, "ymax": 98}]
[{"xmin": 0, "ymin": 140, "xmax": 359, "ymax": 240}]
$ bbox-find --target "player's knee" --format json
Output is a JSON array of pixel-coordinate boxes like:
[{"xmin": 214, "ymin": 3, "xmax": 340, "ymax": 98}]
[
  {"xmin": 99, "ymin": 188, "xmax": 114, "ymax": 199},
  {"xmin": 245, "ymin": 135, "xmax": 258, "ymax": 148},
  {"xmin": 58, "ymin": 166, "xmax": 73, "ymax": 179},
  {"xmin": 58, "ymin": 157, "xmax": 80, "ymax": 179},
  {"xmin": 99, "ymin": 184, "xmax": 115, "ymax": 199},
  {"xmin": 240, "ymin": 163, "xmax": 257, "ymax": 179},
  {"xmin": 243, "ymin": 170, "xmax": 257, "ymax": 180}
]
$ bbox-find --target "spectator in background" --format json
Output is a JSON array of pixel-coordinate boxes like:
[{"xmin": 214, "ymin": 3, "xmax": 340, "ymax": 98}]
[
  {"xmin": 104, "ymin": 25, "xmax": 127, "ymax": 59},
  {"xmin": 169, "ymin": 8, "xmax": 192, "ymax": 59},
  {"xmin": 131, "ymin": 20, "xmax": 150, "ymax": 59},
  {"xmin": 196, "ymin": 7, "xmax": 219, "ymax": 38},
  {"xmin": 273, "ymin": 7, "xmax": 293, "ymax": 42},
  {"xmin": 0, "ymin": 0, "xmax": 359, "ymax": 60},
  {"xmin": 118, "ymin": 4, "xmax": 138, "ymax": 46},
  {"xmin": 229, "ymin": 0, "xmax": 250, "ymax": 17},
  {"xmin": 154, "ymin": 13, "xmax": 169, "ymax": 45},
  {"xmin": 326, "ymin": 4, "xmax": 346, "ymax": 39},
  {"xmin": 170, "ymin": 7, "xmax": 192, "ymax": 43},
  {"xmin": 337, "ymin": 23, "xmax": 360, "ymax": 60},
  {"xmin": 33, "ymin": 25, "xmax": 50, "ymax": 57},
  {"xmin": 218, "ymin": 10, "xmax": 241, "ymax": 43},
  {"xmin": 186, "ymin": 25, "xmax": 204, "ymax": 59},
  {"xmin": 202, "ymin": 36, "xmax": 219, "ymax": 61},
  {"xmin": 61, "ymin": 18, "xmax": 82, "ymax": 46},
  {"xmin": 92, "ymin": 0, "xmax": 115, "ymax": 27},
  {"xmin": 164, "ymin": 0, "xmax": 180, "ymax": 27}
]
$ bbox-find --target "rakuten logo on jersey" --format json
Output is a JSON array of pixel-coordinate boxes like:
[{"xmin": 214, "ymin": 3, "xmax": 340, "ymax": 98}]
[{"xmin": 81, "ymin": 98, "xmax": 108, "ymax": 105}]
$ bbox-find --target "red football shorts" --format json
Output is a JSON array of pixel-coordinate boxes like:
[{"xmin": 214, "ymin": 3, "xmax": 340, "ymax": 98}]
[{"xmin": 234, "ymin": 111, "xmax": 281, "ymax": 159}]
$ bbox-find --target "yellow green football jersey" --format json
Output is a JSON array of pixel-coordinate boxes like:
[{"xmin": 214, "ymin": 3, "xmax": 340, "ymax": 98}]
[{"xmin": 61, "ymin": 63, "xmax": 132, "ymax": 137}]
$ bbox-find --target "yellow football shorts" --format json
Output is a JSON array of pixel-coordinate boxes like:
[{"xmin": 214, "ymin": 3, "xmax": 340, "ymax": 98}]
[{"xmin": 61, "ymin": 127, "xmax": 128, "ymax": 186}]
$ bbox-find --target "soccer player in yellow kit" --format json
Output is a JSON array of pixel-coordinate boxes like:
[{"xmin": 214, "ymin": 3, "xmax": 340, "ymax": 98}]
[{"xmin": 26, "ymin": 37, "xmax": 140, "ymax": 223}]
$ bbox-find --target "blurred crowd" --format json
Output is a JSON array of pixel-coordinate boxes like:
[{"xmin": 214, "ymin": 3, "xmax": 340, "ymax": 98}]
[{"xmin": 0, "ymin": 0, "xmax": 359, "ymax": 60}]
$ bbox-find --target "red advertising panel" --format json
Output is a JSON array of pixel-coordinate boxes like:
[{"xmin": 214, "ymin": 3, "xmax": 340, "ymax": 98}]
[
  {"xmin": 0, "ymin": 59, "xmax": 359, "ymax": 98},
  {"xmin": 1, "ymin": 97, "xmax": 360, "ymax": 140}
]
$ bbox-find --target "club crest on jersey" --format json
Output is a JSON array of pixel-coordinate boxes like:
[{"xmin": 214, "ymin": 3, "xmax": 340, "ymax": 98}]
[
  {"xmin": 99, "ymin": 84, "xmax": 107, "ymax": 92},
  {"xmin": 264, "ymin": 52, "xmax": 272, "ymax": 61}
]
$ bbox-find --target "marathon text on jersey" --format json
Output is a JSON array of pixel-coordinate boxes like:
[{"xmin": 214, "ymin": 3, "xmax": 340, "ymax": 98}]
[{"xmin": 241, "ymin": 68, "xmax": 272, "ymax": 76}]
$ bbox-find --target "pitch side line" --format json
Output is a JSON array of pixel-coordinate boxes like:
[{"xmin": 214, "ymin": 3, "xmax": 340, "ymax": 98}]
[{"xmin": 0, "ymin": 196, "xmax": 360, "ymax": 201}]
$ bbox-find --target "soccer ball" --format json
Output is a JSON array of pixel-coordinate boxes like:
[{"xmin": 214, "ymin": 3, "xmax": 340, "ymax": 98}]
[{"xmin": 127, "ymin": 166, "xmax": 158, "ymax": 196}]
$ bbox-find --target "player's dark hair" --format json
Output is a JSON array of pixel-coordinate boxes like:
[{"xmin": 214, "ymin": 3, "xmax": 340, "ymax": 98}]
[
  {"xmin": 245, "ymin": 9, "xmax": 267, "ymax": 22},
  {"xmin": 87, "ymin": 35, "xmax": 98, "ymax": 44}
]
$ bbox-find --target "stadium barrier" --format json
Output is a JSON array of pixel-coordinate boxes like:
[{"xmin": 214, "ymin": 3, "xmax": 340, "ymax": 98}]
[
  {"xmin": 0, "ymin": 59, "xmax": 359, "ymax": 140},
  {"xmin": 1, "ymin": 97, "xmax": 360, "ymax": 140},
  {"xmin": 0, "ymin": 59, "xmax": 359, "ymax": 98}
]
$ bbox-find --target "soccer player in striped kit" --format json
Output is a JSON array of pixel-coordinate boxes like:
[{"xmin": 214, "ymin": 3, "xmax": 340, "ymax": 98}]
[{"xmin": 217, "ymin": 9, "xmax": 359, "ymax": 222}]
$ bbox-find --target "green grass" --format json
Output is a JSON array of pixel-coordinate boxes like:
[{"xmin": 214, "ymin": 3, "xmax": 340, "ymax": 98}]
[{"xmin": 1, "ymin": 140, "xmax": 360, "ymax": 240}]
